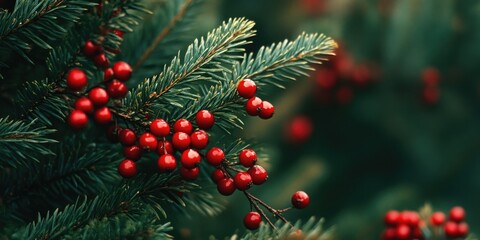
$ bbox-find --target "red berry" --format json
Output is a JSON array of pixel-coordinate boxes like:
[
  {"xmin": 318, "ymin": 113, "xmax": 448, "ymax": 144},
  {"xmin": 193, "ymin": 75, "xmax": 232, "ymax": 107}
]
[
  {"xmin": 381, "ymin": 228, "xmax": 397, "ymax": 240},
  {"xmin": 422, "ymin": 87, "xmax": 439, "ymax": 105},
  {"xmin": 237, "ymin": 79, "xmax": 257, "ymax": 99},
  {"xmin": 106, "ymin": 124, "xmax": 122, "ymax": 142},
  {"xmin": 107, "ymin": 80, "xmax": 128, "ymax": 99},
  {"xmin": 211, "ymin": 169, "xmax": 226, "ymax": 183},
  {"xmin": 114, "ymin": 29, "xmax": 124, "ymax": 37},
  {"xmin": 180, "ymin": 166, "xmax": 199, "ymax": 181},
  {"xmin": 139, "ymin": 132, "xmax": 158, "ymax": 151},
  {"xmin": 195, "ymin": 110, "xmax": 215, "ymax": 130},
  {"xmin": 157, "ymin": 140, "xmax": 174, "ymax": 155},
  {"xmin": 243, "ymin": 212, "xmax": 262, "ymax": 230},
  {"xmin": 395, "ymin": 224, "xmax": 410, "ymax": 240},
  {"xmin": 457, "ymin": 222, "xmax": 469, "ymax": 237},
  {"xmin": 119, "ymin": 129, "xmax": 136, "ymax": 146},
  {"xmin": 93, "ymin": 53, "xmax": 109, "ymax": 69},
  {"xmin": 206, "ymin": 147, "xmax": 224, "ymax": 166},
  {"xmin": 93, "ymin": 107, "xmax": 112, "ymax": 124},
  {"xmin": 430, "ymin": 211, "xmax": 446, "ymax": 226},
  {"xmin": 449, "ymin": 206, "xmax": 465, "ymax": 222},
  {"xmin": 399, "ymin": 211, "xmax": 420, "ymax": 226},
  {"xmin": 181, "ymin": 149, "xmax": 201, "ymax": 169},
  {"xmin": 245, "ymin": 97, "xmax": 262, "ymax": 116},
  {"xmin": 88, "ymin": 87, "xmax": 109, "ymax": 106},
  {"xmin": 258, "ymin": 101, "xmax": 274, "ymax": 119},
  {"xmin": 157, "ymin": 154, "xmax": 177, "ymax": 172},
  {"xmin": 444, "ymin": 221, "xmax": 459, "ymax": 238},
  {"xmin": 172, "ymin": 132, "xmax": 191, "ymax": 151},
  {"xmin": 173, "ymin": 119, "xmax": 193, "ymax": 134},
  {"xmin": 291, "ymin": 191, "xmax": 310, "ymax": 209},
  {"xmin": 217, "ymin": 178, "xmax": 236, "ymax": 196},
  {"xmin": 286, "ymin": 116, "xmax": 313, "ymax": 143},
  {"xmin": 247, "ymin": 165, "xmax": 268, "ymax": 185},
  {"xmin": 239, "ymin": 149, "xmax": 257, "ymax": 167},
  {"xmin": 104, "ymin": 68, "xmax": 114, "ymax": 81},
  {"xmin": 113, "ymin": 61, "xmax": 132, "ymax": 82},
  {"xmin": 83, "ymin": 40, "xmax": 100, "ymax": 57},
  {"xmin": 66, "ymin": 68, "xmax": 88, "ymax": 91},
  {"xmin": 123, "ymin": 145, "xmax": 142, "ymax": 160},
  {"xmin": 191, "ymin": 130, "xmax": 208, "ymax": 149},
  {"xmin": 118, "ymin": 159, "xmax": 137, "ymax": 178},
  {"xmin": 315, "ymin": 68, "xmax": 337, "ymax": 89},
  {"xmin": 384, "ymin": 210, "xmax": 400, "ymax": 226},
  {"xmin": 421, "ymin": 67, "xmax": 440, "ymax": 86},
  {"xmin": 74, "ymin": 97, "xmax": 94, "ymax": 114},
  {"xmin": 234, "ymin": 172, "xmax": 252, "ymax": 190},
  {"xmin": 68, "ymin": 110, "xmax": 88, "ymax": 129},
  {"xmin": 150, "ymin": 119, "xmax": 170, "ymax": 137}
]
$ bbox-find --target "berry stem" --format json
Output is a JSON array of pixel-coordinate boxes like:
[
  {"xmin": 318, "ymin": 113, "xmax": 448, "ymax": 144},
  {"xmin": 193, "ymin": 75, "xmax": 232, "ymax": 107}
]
[
  {"xmin": 244, "ymin": 191, "xmax": 292, "ymax": 227},
  {"xmin": 243, "ymin": 191, "xmax": 277, "ymax": 230}
]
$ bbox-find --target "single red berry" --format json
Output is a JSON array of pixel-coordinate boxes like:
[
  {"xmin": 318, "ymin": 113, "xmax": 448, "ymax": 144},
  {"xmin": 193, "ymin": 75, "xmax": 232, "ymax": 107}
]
[
  {"xmin": 399, "ymin": 211, "xmax": 420, "ymax": 226},
  {"xmin": 172, "ymin": 132, "xmax": 191, "ymax": 151},
  {"xmin": 74, "ymin": 97, "xmax": 94, "ymax": 114},
  {"xmin": 107, "ymin": 80, "xmax": 128, "ymax": 99},
  {"xmin": 430, "ymin": 211, "xmax": 446, "ymax": 226},
  {"xmin": 181, "ymin": 149, "xmax": 201, "ymax": 169},
  {"xmin": 245, "ymin": 97, "xmax": 262, "ymax": 116},
  {"xmin": 68, "ymin": 110, "xmax": 88, "ymax": 129},
  {"xmin": 457, "ymin": 222, "xmax": 469, "ymax": 237},
  {"xmin": 83, "ymin": 40, "xmax": 100, "ymax": 57},
  {"xmin": 195, "ymin": 110, "xmax": 215, "ymax": 130},
  {"xmin": 381, "ymin": 228, "xmax": 396, "ymax": 240},
  {"xmin": 106, "ymin": 124, "xmax": 122, "ymax": 142},
  {"xmin": 422, "ymin": 87, "xmax": 439, "ymax": 105},
  {"xmin": 180, "ymin": 166, "xmax": 199, "ymax": 181},
  {"xmin": 421, "ymin": 67, "xmax": 440, "ymax": 86},
  {"xmin": 449, "ymin": 206, "xmax": 465, "ymax": 222},
  {"xmin": 104, "ymin": 68, "xmax": 114, "ymax": 81},
  {"xmin": 157, "ymin": 154, "xmax": 177, "ymax": 172},
  {"xmin": 291, "ymin": 191, "xmax": 310, "ymax": 209},
  {"xmin": 94, "ymin": 107, "xmax": 112, "ymax": 124},
  {"xmin": 258, "ymin": 101, "xmax": 274, "ymax": 119},
  {"xmin": 157, "ymin": 140, "xmax": 174, "ymax": 155},
  {"xmin": 191, "ymin": 130, "xmax": 209, "ymax": 149},
  {"xmin": 315, "ymin": 68, "xmax": 337, "ymax": 89},
  {"xmin": 286, "ymin": 116, "xmax": 313, "ymax": 143},
  {"xmin": 150, "ymin": 119, "xmax": 170, "ymax": 137},
  {"xmin": 444, "ymin": 221, "xmax": 459, "ymax": 238},
  {"xmin": 123, "ymin": 145, "xmax": 142, "ymax": 160},
  {"xmin": 412, "ymin": 227, "xmax": 423, "ymax": 239},
  {"xmin": 211, "ymin": 169, "xmax": 226, "ymax": 183},
  {"xmin": 206, "ymin": 147, "xmax": 224, "ymax": 166},
  {"xmin": 93, "ymin": 53, "xmax": 109, "ymax": 69},
  {"xmin": 139, "ymin": 132, "xmax": 158, "ymax": 151},
  {"xmin": 88, "ymin": 87, "xmax": 109, "ymax": 106},
  {"xmin": 395, "ymin": 224, "xmax": 411, "ymax": 240},
  {"xmin": 119, "ymin": 129, "xmax": 136, "ymax": 146},
  {"xmin": 384, "ymin": 210, "xmax": 400, "ymax": 226},
  {"xmin": 237, "ymin": 79, "xmax": 257, "ymax": 99},
  {"xmin": 113, "ymin": 61, "xmax": 132, "ymax": 82},
  {"xmin": 247, "ymin": 165, "xmax": 268, "ymax": 185},
  {"xmin": 217, "ymin": 178, "xmax": 236, "ymax": 196},
  {"xmin": 173, "ymin": 118, "xmax": 193, "ymax": 134},
  {"xmin": 234, "ymin": 172, "xmax": 252, "ymax": 191},
  {"xmin": 239, "ymin": 149, "xmax": 257, "ymax": 167},
  {"xmin": 113, "ymin": 29, "xmax": 124, "ymax": 38},
  {"xmin": 118, "ymin": 159, "xmax": 137, "ymax": 178},
  {"xmin": 66, "ymin": 68, "xmax": 88, "ymax": 91},
  {"xmin": 243, "ymin": 212, "xmax": 262, "ymax": 230}
]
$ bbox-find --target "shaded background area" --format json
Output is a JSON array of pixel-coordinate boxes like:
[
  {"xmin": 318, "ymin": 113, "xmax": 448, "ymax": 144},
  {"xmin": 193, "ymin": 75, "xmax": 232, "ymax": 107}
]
[{"xmin": 161, "ymin": 0, "xmax": 480, "ymax": 239}]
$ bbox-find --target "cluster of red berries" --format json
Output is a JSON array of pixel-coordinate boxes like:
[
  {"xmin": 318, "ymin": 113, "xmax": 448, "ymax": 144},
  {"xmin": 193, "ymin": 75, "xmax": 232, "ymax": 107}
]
[
  {"xmin": 113, "ymin": 110, "xmax": 215, "ymax": 178},
  {"xmin": 243, "ymin": 191, "xmax": 310, "ymax": 230},
  {"xmin": 382, "ymin": 210, "xmax": 424, "ymax": 240},
  {"xmin": 237, "ymin": 79, "xmax": 275, "ymax": 119},
  {"xmin": 430, "ymin": 206, "xmax": 469, "ymax": 239},
  {"xmin": 420, "ymin": 67, "xmax": 440, "ymax": 105},
  {"xmin": 314, "ymin": 46, "xmax": 375, "ymax": 105},
  {"xmin": 66, "ymin": 59, "xmax": 132, "ymax": 129}
]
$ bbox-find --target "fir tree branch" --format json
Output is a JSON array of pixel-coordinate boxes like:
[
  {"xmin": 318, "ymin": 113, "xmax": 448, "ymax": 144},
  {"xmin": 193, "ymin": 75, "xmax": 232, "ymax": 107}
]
[{"xmin": 133, "ymin": 0, "xmax": 195, "ymax": 70}]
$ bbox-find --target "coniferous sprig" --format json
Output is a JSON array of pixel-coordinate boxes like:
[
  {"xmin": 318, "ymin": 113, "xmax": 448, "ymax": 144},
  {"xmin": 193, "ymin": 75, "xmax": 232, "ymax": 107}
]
[
  {"xmin": 0, "ymin": 117, "xmax": 56, "ymax": 168},
  {"xmin": 122, "ymin": 18, "xmax": 256, "ymax": 120},
  {"xmin": 0, "ymin": 0, "xmax": 93, "ymax": 65}
]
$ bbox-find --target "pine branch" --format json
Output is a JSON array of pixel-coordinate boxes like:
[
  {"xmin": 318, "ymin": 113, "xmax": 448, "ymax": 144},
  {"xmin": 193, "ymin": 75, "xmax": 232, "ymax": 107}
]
[
  {"xmin": 0, "ymin": 0, "xmax": 93, "ymax": 64},
  {"xmin": 221, "ymin": 217, "xmax": 334, "ymax": 240},
  {"xmin": 121, "ymin": 18, "xmax": 255, "ymax": 121},
  {"xmin": 0, "ymin": 117, "xmax": 56, "ymax": 168}
]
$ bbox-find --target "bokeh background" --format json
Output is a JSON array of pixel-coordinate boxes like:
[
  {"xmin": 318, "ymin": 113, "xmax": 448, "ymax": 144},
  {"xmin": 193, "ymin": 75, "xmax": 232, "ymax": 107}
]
[{"xmin": 148, "ymin": 0, "xmax": 480, "ymax": 239}]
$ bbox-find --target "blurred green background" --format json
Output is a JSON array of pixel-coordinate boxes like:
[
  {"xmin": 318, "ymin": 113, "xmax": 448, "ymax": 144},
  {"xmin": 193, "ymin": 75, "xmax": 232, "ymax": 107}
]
[{"xmin": 153, "ymin": 0, "xmax": 480, "ymax": 239}]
